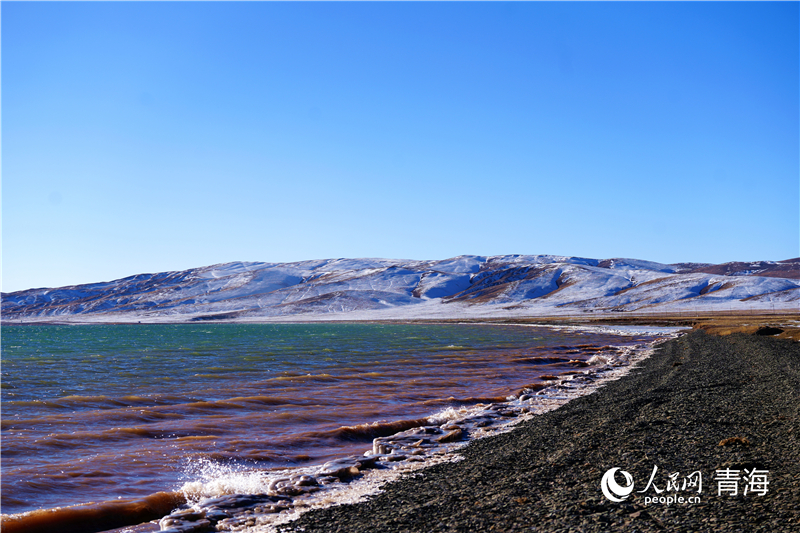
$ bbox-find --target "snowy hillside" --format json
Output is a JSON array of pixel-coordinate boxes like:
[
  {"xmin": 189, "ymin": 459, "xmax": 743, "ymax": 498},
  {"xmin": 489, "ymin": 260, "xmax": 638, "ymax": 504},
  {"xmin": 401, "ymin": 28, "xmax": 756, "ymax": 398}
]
[{"xmin": 2, "ymin": 255, "xmax": 798, "ymax": 322}]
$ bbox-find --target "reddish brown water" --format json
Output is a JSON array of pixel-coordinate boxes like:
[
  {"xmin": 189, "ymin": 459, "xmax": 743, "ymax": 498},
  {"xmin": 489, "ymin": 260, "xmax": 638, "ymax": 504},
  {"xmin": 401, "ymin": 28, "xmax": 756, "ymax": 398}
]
[{"xmin": 1, "ymin": 323, "xmax": 657, "ymax": 531}]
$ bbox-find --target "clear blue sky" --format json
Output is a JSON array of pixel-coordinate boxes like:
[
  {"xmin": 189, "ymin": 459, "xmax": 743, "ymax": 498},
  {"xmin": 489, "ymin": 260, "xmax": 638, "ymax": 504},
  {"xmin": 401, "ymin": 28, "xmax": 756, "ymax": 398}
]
[{"xmin": 3, "ymin": 2, "xmax": 798, "ymax": 292}]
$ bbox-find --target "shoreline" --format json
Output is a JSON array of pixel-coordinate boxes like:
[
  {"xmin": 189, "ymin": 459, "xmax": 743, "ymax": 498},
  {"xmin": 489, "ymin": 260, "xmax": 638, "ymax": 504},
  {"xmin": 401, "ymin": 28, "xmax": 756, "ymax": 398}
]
[
  {"xmin": 1, "ymin": 324, "xmax": 670, "ymax": 533},
  {"xmin": 3, "ymin": 325, "xmax": 797, "ymax": 532},
  {"xmin": 276, "ymin": 330, "xmax": 800, "ymax": 533},
  {"xmin": 164, "ymin": 328, "xmax": 674, "ymax": 533},
  {"xmin": 5, "ymin": 313, "xmax": 798, "ymax": 344}
]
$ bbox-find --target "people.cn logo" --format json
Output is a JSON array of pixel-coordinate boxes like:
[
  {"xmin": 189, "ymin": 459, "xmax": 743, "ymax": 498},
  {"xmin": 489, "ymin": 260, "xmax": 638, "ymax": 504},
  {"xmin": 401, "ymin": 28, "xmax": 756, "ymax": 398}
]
[{"xmin": 601, "ymin": 468, "xmax": 635, "ymax": 502}]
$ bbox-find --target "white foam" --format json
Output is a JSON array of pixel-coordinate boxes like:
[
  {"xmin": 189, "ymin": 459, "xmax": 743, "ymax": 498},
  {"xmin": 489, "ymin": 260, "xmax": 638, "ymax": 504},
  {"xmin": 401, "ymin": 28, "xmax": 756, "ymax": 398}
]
[
  {"xmin": 222, "ymin": 334, "xmax": 681, "ymax": 532},
  {"xmin": 179, "ymin": 457, "xmax": 272, "ymax": 501},
  {"xmin": 168, "ymin": 332, "xmax": 684, "ymax": 532},
  {"xmin": 522, "ymin": 323, "xmax": 689, "ymax": 336},
  {"xmin": 426, "ymin": 406, "xmax": 471, "ymax": 425}
]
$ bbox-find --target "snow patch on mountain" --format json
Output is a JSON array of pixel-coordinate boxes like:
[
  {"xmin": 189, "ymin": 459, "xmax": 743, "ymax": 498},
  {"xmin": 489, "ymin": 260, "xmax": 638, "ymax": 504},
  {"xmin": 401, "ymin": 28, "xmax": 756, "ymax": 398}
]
[{"xmin": 2, "ymin": 255, "xmax": 798, "ymax": 323}]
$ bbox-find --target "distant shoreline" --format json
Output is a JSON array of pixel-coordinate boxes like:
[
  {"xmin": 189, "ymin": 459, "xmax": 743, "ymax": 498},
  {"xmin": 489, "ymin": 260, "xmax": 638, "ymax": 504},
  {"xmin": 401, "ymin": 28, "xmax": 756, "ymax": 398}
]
[{"xmin": 3, "ymin": 312, "xmax": 798, "ymax": 341}]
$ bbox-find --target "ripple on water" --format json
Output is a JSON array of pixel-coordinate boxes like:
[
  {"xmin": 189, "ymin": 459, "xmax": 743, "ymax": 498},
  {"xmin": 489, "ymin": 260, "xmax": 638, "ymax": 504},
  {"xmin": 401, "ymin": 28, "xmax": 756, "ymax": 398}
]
[{"xmin": 0, "ymin": 323, "xmax": 669, "ymax": 525}]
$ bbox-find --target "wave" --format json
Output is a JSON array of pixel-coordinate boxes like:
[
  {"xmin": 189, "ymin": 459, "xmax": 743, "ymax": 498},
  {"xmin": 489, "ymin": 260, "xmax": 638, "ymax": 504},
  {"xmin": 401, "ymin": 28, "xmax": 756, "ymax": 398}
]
[
  {"xmin": 0, "ymin": 491, "xmax": 185, "ymax": 533},
  {"xmin": 3, "ymin": 393, "xmax": 207, "ymax": 411},
  {"xmin": 28, "ymin": 426, "xmax": 216, "ymax": 448},
  {"xmin": 419, "ymin": 395, "xmax": 509, "ymax": 406},
  {"xmin": 326, "ymin": 418, "xmax": 434, "ymax": 441},
  {"xmin": 2, "ymin": 394, "xmax": 304, "ymax": 431},
  {"xmin": 512, "ymin": 356, "xmax": 572, "ymax": 364}
]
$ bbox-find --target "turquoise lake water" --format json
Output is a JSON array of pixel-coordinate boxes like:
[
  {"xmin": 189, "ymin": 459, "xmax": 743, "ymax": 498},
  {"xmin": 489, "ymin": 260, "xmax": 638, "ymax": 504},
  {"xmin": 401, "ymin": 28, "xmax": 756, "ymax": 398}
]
[{"xmin": 1, "ymin": 323, "xmax": 653, "ymax": 518}]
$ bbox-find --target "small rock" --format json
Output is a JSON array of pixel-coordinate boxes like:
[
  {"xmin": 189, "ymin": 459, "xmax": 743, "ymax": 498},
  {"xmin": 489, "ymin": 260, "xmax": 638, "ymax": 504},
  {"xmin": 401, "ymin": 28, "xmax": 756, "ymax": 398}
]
[
  {"xmin": 435, "ymin": 428, "xmax": 463, "ymax": 443},
  {"xmin": 319, "ymin": 459, "xmax": 360, "ymax": 479},
  {"xmin": 159, "ymin": 519, "xmax": 212, "ymax": 533}
]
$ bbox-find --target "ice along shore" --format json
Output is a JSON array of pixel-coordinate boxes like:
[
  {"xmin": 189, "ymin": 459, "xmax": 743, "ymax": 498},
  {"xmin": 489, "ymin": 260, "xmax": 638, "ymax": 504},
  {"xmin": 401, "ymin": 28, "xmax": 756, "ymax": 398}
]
[{"xmin": 277, "ymin": 330, "xmax": 800, "ymax": 533}]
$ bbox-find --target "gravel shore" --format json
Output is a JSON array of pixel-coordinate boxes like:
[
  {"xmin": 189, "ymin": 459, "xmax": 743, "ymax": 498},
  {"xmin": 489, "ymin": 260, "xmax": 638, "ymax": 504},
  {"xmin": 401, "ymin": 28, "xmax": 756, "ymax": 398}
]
[{"xmin": 278, "ymin": 331, "xmax": 800, "ymax": 532}]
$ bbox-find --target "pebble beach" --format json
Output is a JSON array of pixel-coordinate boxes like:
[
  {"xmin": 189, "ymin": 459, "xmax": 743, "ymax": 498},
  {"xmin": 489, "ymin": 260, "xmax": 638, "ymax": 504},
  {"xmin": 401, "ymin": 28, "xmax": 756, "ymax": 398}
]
[{"xmin": 278, "ymin": 330, "xmax": 800, "ymax": 532}]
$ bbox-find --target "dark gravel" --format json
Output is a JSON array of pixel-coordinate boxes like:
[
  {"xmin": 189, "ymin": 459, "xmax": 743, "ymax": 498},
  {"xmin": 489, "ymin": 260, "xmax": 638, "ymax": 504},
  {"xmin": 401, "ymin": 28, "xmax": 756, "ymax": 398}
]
[{"xmin": 278, "ymin": 331, "xmax": 800, "ymax": 532}]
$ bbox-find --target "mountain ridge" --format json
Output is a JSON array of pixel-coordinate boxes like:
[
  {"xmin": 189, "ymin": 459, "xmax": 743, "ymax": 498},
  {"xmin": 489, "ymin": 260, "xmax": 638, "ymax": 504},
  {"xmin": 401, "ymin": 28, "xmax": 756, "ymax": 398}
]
[{"xmin": 2, "ymin": 255, "xmax": 798, "ymax": 323}]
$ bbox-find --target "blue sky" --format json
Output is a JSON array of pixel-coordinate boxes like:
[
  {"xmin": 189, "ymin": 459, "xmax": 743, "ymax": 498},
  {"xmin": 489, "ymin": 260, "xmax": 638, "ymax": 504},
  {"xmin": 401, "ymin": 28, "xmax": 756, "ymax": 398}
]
[{"xmin": 3, "ymin": 2, "xmax": 798, "ymax": 292}]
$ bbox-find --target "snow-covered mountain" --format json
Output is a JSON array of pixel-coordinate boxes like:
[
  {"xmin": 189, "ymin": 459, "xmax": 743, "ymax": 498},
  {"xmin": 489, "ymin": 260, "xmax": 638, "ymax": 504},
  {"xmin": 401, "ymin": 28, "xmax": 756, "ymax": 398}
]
[{"xmin": 2, "ymin": 255, "xmax": 798, "ymax": 323}]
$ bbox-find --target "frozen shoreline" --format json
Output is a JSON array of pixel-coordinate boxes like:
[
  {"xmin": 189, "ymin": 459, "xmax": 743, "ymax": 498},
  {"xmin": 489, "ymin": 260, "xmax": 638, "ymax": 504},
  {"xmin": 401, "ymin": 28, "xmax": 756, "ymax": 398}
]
[
  {"xmin": 1, "ymin": 325, "xmax": 680, "ymax": 533},
  {"xmin": 275, "ymin": 330, "xmax": 800, "ymax": 533},
  {"xmin": 3, "ymin": 304, "xmax": 798, "ymax": 326},
  {"xmin": 156, "ymin": 330, "xmax": 682, "ymax": 533}
]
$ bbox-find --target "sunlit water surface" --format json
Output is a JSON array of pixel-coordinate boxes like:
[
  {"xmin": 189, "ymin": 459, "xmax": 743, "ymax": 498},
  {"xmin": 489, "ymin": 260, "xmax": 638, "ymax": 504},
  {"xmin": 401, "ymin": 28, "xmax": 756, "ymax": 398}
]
[{"xmin": 1, "ymin": 323, "xmax": 655, "ymax": 516}]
